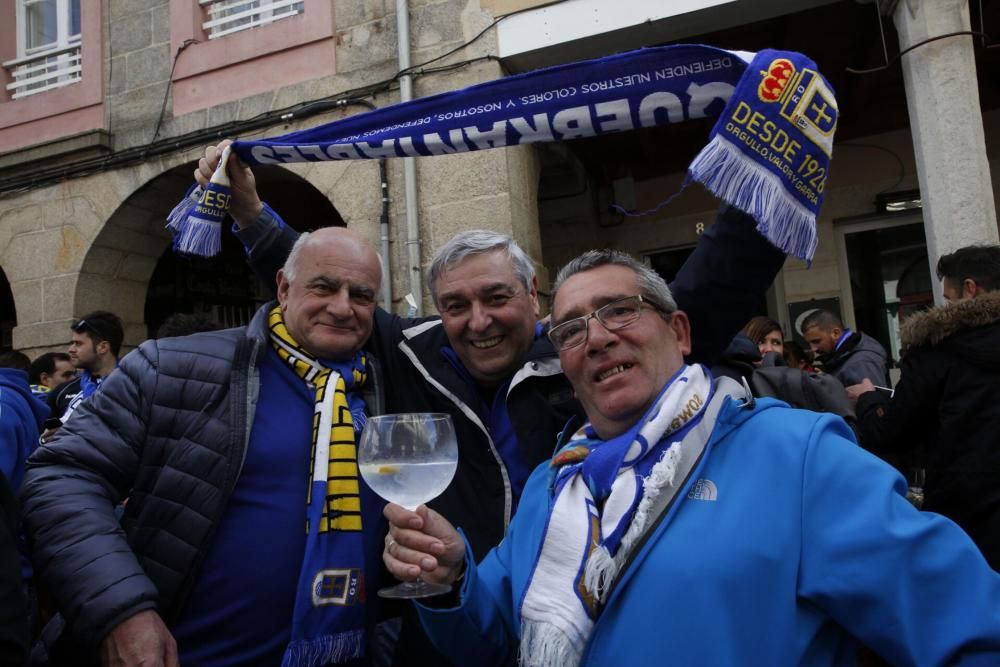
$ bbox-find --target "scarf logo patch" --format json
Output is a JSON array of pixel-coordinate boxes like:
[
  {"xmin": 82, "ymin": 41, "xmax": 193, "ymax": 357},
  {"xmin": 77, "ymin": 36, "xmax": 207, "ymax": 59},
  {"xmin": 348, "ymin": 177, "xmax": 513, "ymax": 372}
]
[
  {"xmin": 311, "ymin": 568, "xmax": 365, "ymax": 607},
  {"xmin": 779, "ymin": 68, "xmax": 837, "ymax": 157},
  {"xmin": 670, "ymin": 394, "xmax": 705, "ymax": 432},
  {"xmin": 687, "ymin": 478, "xmax": 718, "ymax": 502},
  {"xmin": 757, "ymin": 58, "xmax": 793, "ymax": 102}
]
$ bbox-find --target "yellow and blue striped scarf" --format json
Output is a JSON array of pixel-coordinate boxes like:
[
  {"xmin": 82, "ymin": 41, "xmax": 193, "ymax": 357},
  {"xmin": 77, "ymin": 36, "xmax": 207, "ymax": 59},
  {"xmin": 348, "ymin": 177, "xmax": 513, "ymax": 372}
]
[{"xmin": 268, "ymin": 306, "xmax": 375, "ymax": 666}]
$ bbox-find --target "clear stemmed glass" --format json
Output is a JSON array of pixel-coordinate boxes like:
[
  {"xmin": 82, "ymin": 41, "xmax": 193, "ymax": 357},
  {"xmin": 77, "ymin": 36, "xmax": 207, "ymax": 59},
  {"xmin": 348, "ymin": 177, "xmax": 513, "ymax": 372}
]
[{"xmin": 358, "ymin": 413, "xmax": 458, "ymax": 599}]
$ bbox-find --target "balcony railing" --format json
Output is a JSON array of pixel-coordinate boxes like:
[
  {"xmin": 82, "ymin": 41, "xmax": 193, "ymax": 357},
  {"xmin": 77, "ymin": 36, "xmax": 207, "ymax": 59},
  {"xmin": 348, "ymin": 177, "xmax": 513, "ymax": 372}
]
[
  {"xmin": 3, "ymin": 42, "xmax": 82, "ymax": 100},
  {"xmin": 201, "ymin": 0, "xmax": 304, "ymax": 40}
]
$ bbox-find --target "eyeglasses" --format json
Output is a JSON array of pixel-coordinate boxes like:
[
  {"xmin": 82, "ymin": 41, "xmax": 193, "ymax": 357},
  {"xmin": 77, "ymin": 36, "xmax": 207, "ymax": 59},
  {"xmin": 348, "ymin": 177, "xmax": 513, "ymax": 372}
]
[{"xmin": 547, "ymin": 295, "xmax": 670, "ymax": 352}]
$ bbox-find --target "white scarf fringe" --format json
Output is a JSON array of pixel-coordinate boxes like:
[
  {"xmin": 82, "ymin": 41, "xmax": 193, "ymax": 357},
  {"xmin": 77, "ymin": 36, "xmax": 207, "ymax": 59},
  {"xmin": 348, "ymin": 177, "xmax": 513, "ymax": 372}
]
[
  {"xmin": 689, "ymin": 135, "xmax": 818, "ymax": 261},
  {"xmin": 520, "ymin": 620, "xmax": 582, "ymax": 667},
  {"xmin": 520, "ymin": 366, "xmax": 716, "ymax": 667}
]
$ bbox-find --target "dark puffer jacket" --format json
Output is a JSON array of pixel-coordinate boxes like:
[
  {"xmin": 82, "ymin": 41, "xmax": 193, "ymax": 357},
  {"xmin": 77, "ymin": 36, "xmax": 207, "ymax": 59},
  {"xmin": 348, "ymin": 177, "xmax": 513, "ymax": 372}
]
[
  {"xmin": 817, "ymin": 330, "xmax": 889, "ymax": 387},
  {"xmin": 20, "ymin": 305, "xmax": 384, "ymax": 653},
  {"xmin": 856, "ymin": 290, "xmax": 1000, "ymax": 569},
  {"xmin": 0, "ymin": 471, "xmax": 28, "ymax": 666}
]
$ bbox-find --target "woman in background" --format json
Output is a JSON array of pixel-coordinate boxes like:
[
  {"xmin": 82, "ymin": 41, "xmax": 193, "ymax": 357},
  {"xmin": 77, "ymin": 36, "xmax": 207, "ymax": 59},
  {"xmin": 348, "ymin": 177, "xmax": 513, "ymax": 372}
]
[{"xmin": 742, "ymin": 316, "xmax": 784, "ymax": 359}]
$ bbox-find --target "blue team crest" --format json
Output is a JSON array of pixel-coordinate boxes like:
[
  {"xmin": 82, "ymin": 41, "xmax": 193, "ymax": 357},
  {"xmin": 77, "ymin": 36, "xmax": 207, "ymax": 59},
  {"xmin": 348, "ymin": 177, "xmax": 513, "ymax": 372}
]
[
  {"xmin": 312, "ymin": 568, "xmax": 364, "ymax": 606},
  {"xmin": 780, "ymin": 68, "xmax": 838, "ymax": 157}
]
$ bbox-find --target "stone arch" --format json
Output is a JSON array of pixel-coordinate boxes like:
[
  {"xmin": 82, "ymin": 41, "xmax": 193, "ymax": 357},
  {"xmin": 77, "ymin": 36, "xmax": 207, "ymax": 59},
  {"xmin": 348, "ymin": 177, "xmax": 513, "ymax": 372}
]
[{"xmin": 75, "ymin": 162, "xmax": 342, "ymax": 346}]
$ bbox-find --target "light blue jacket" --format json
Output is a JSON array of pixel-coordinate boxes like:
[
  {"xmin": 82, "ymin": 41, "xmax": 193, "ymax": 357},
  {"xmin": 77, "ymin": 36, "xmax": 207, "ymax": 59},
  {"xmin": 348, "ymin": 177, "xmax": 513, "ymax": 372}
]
[{"xmin": 417, "ymin": 398, "xmax": 1000, "ymax": 666}]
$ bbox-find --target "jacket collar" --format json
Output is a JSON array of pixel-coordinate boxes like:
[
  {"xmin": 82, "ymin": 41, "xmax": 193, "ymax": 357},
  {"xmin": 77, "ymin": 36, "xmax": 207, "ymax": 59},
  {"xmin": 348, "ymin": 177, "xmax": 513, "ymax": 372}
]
[
  {"xmin": 246, "ymin": 301, "xmax": 275, "ymax": 343},
  {"xmin": 901, "ymin": 290, "xmax": 1000, "ymax": 350}
]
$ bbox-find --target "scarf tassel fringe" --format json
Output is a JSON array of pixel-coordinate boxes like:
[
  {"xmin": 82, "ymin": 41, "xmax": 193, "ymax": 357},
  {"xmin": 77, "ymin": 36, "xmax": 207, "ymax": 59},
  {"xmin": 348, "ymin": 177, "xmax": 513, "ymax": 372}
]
[
  {"xmin": 520, "ymin": 620, "xmax": 582, "ymax": 667},
  {"xmin": 165, "ymin": 183, "xmax": 226, "ymax": 257},
  {"xmin": 583, "ymin": 546, "xmax": 615, "ymax": 605},
  {"xmin": 281, "ymin": 629, "xmax": 365, "ymax": 667},
  {"xmin": 689, "ymin": 135, "xmax": 818, "ymax": 263}
]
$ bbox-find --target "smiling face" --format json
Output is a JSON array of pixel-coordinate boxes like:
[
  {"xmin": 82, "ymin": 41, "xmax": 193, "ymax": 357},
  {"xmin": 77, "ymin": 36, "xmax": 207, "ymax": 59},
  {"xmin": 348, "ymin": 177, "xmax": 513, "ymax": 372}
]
[
  {"xmin": 434, "ymin": 250, "xmax": 540, "ymax": 388},
  {"xmin": 552, "ymin": 264, "xmax": 691, "ymax": 439},
  {"xmin": 757, "ymin": 329, "xmax": 784, "ymax": 356},
  {"xmin": 276, "ymin": 228, "xmax": 381, "ymax": 361}
]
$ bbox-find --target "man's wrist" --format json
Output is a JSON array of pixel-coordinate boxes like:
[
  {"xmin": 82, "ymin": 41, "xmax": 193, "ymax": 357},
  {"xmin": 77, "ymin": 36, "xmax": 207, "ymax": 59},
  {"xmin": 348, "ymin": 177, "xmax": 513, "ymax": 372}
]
[
  {"xmin": 230, "ymin": 200, "xmax": 264, "ymax": 229},
  {"xmin": 419, "ymin": 559, "xmax": 467, "ymax": 609}
]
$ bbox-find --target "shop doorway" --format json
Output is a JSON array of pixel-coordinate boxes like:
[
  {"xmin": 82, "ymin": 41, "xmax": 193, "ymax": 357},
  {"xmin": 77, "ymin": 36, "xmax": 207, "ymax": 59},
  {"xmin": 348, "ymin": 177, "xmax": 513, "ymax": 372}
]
[{"xmin": 835, "ymin": 211, "xmax": 931, "ymax": 367}]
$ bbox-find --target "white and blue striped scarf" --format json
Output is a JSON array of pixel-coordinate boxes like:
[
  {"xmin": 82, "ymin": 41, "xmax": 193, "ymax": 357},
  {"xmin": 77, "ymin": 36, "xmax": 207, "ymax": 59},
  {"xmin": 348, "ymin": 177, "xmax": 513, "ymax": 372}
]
[{"xmin": 519, "ymin": 364, "xmax": 734, "ymax": 666}]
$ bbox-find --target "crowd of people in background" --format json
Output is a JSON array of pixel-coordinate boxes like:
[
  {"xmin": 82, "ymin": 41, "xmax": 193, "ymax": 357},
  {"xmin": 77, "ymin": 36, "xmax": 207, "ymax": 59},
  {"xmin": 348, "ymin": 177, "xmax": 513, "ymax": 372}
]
[{"xmin": 0, "ymin": 141, "xmax": 999, "ymax": 666}]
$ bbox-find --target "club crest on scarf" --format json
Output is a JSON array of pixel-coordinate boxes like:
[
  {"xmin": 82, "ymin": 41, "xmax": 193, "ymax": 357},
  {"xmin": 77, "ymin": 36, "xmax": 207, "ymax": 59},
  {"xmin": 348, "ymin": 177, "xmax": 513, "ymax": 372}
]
[{"xmin": 312, "ymin": 568, "xmax": 364, "ymax": 607}]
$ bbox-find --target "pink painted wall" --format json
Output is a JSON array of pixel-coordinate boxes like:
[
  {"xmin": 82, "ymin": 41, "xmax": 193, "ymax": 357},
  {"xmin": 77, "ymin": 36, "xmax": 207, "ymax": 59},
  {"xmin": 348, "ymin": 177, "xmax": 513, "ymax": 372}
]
[
  {"xmin": 170, "ymin": 0, "xmax": 337, "ymax": 116},
  {"xmin": 0, "ymin": 2, "xmax": 105, "ymax": 153}
]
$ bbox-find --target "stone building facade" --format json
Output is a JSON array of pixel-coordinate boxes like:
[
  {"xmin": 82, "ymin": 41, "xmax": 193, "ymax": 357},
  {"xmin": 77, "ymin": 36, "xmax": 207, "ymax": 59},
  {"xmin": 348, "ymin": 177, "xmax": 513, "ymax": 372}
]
[
  {"xmin": 1, "ymin": 0, "xmax": 541, "ymax": 356},
  {"xmin": 1, "ymin": 0, "xmax": 998, "ymax": 365}
]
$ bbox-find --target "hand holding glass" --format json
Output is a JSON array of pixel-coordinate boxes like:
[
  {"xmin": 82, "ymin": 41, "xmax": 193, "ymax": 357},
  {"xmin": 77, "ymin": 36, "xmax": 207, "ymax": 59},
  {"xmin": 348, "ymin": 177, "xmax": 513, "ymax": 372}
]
[{"xmin": 358, "ymin": 413, "xmax": 458, "ymax": 598}]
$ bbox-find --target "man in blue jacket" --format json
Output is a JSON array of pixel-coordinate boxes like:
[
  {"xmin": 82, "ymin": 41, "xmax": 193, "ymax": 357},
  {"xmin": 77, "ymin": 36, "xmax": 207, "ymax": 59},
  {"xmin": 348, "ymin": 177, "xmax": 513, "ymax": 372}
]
[
  {"xmin": 0, "ymin": 361, "xmax": 48, "ymax": 492},
  {"xmin": 383, "ymin": 249, "xmax": 1000, "ymax": 666}
]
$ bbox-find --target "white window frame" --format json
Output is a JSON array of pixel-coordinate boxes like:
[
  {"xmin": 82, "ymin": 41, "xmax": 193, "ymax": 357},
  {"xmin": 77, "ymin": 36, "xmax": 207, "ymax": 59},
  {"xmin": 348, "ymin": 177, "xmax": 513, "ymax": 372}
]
[
  {"xmin": 200, "ymin": 0, "xmax": 304, "ymax": 40},
  {"xmin": 4, "ymin": 0, "xmax": 82, "ymax": 99}
]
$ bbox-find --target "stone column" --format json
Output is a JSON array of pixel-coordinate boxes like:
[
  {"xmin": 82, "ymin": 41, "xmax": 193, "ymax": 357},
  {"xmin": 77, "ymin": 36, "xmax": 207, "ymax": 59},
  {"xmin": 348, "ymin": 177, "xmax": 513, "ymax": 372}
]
[{"xmin": 889, "ymin": 0, "xmax": 998, "ymax": 303}]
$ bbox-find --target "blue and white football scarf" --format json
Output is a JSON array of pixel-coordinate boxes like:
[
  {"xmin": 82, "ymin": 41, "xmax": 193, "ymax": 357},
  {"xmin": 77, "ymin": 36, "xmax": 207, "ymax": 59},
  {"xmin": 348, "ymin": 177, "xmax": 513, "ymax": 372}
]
[
  {"xmin": 268, "ymin": 306, "xmax": 376, "ymax": 666},
  {"xmin": 519, "ymin": 364, "xmax": 747, "ymax": 666},
  {"xmin": 168, "ymin": 45, "xmax": 836, "ymax": 261},
  {"xmin": 60, "ymin": 369, "xmax": 102, "ymax": 424}
]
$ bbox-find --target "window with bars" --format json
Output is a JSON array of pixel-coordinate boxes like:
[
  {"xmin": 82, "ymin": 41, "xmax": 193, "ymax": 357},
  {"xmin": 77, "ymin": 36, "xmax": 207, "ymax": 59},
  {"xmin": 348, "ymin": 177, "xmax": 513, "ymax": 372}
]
[
  {"xmin": 3, "ymin": 0, "xmax": 82, "ymax": 99},
  {"xmin": 201, "ymin": 0, "xmax": 305, "ymax": 40}
]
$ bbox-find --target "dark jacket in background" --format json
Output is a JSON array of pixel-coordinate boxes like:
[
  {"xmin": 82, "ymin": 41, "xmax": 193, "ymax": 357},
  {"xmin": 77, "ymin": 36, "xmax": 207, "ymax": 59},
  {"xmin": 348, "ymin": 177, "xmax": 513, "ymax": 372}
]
[
  {"xmin": 46, "ymin": 375, "xmax": 82, "ymax": 423},
  {"xmin": 818, "ymin": 330, "xmax": 889, "ymax": 387},
  {"xmin": 856, "ymin": 290, "xmax": 1000, "ymax": 569},
  {"xmin": 0, "ymin": 470, "xmax": 28, "ymax": 666}
]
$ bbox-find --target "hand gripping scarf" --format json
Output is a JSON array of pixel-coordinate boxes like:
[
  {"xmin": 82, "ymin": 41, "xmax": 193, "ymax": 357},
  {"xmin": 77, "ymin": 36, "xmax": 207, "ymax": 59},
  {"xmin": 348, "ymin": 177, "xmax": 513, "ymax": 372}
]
[
  {"xmin": 168, "ymin": 45, "xmax": 836, "ymax": 262},
  {"xmin": 267, "ymin": 305, "xmax": 376, "ymax": 666},
  {"xmin": 518, "ymin": 364, "xmax": 747, "ymax": 666}
]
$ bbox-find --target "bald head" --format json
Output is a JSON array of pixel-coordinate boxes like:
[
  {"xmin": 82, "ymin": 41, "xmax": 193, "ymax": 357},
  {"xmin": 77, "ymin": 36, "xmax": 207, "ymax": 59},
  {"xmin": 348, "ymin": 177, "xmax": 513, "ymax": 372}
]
[
  {"xmin": 282, "ymin": 227, "xmax": 382, "ymax": 284},
  {"xmin": 276, "ymin": 227, "xmax": 381, "ymax": 360}
]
